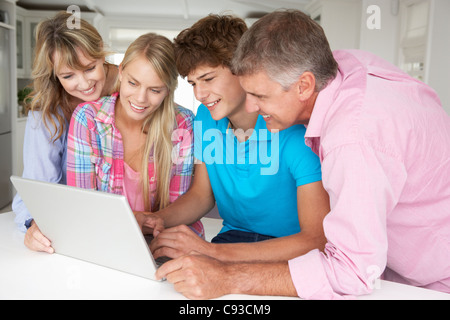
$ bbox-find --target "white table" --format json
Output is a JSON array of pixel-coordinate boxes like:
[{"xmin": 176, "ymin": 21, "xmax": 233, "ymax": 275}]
[{"xmin": 0, "ymin": 212, "xmax": 448, "ymax": 300}]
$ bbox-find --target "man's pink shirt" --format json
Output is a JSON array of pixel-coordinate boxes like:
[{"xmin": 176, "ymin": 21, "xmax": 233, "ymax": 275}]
[{"xmin": 289, "ymin": 50, "xmax": 450, "ymax": 299}]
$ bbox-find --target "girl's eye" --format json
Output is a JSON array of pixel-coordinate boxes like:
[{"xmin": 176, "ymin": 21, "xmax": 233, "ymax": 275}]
[
  {"xmin": 86, "ymin": 66, "xmax": 96, "ymax": 72},
  {"xmin": 151, "ymin": 89, "xmax": 161, "ymax": 94},
  {"xmin": 205, "ymin": 77, "xmax": 214, "ymax": 82},
  {"xmin": 128, "ymin": 81, "xmax": 136, "ymax": 86},
  {"xmin": 63, "ymin": 75, "xmax": 73, "ymax": 80}
]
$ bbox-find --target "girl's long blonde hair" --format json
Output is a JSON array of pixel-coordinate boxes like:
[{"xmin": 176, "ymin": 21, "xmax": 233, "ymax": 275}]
[
  {"xmin": 117, "ymin": 33, "xmax": 178, "ymax": 212},
  {"xmin": 28, "ymin": 11, "xmax": 110, "ymax": 142}
]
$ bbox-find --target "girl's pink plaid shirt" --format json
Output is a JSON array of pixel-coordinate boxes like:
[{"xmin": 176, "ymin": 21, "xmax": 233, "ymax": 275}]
[{"xmin": 67, "ymin": 92, "xmax": 204, "ymax": 238}]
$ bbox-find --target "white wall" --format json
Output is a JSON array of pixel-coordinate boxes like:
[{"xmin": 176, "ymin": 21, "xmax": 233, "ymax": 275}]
[
  {"xmin": 306, "ymin": 0, "xmax": 449, "ymax": 115},
  {"xmin": 425, "ymin": 0, "xmax": 450, "ymax": 114},
  {"xmin": 359, "ymin": 0, "xmax": 400, "ymax": 65}
]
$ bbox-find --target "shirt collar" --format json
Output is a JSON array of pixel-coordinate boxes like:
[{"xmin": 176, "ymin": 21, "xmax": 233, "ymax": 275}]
[
  {"xmin": 223, "ymin": 114, "xmax": 273, "ymax": 142},
  {"xmin": 254, "ymin": 114, "xmax": 274, "ymax": 141},
  {"xmin": 94, "ymin": 92, "xmax": 119, "ymax": 125},
  {"xmin": 305, "ymin": 69, "xmax": 343, "ymax": 139}
]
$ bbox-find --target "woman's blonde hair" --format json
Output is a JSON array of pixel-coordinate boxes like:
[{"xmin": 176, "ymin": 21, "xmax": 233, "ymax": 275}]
[
  {"xmin": 117, "ymin": 33, "xmax": 178, "ymax": 212},
  {"xmin": 28, "ymin": 11, "xmax": 110, "ymax": 141}
]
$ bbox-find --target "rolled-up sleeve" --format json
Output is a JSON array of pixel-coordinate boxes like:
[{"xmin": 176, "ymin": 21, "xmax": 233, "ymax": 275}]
[{"xmin": 289, "ymin": 142, "xmax": 406, "ymax": 299}]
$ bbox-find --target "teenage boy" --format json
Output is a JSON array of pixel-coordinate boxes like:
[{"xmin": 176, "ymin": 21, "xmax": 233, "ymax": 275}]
[{"xmin": 139, "ymin": 15, "xmax": 330, "ymax": 267}]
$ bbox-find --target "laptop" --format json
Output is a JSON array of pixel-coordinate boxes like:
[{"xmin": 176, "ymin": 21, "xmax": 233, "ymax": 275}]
[{"xmin": 10, "ymin": 176, "xmax": 164, "ymax": 281}]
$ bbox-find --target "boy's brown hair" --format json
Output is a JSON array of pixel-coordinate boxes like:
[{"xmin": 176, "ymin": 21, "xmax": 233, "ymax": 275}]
[{"xmin": 174, "ymin": 14, "xmax": 248, "ymax": 77}]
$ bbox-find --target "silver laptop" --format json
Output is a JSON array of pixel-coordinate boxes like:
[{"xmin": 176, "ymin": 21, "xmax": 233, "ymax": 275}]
[{"xmin": 10, "ymin": 176, "xmax": 164, "ymax": 281}]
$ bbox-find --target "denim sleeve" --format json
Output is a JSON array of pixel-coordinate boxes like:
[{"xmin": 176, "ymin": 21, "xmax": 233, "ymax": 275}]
[{"xmin": 12, "ymin": 111, "xmax": 67, "ymax": 232}]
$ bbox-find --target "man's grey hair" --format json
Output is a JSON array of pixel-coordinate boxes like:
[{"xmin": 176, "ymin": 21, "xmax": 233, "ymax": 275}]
[{"xmin": 231, "ymin": 9, "xmax": 338, "ymax": 92}]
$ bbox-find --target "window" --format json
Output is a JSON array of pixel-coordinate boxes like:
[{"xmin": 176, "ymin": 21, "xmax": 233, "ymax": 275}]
[{"xmin": 398, "ymin": 0, "xmax": 430, "ymax": 81}]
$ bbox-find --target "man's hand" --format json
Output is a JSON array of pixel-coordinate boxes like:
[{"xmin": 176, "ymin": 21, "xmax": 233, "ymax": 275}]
[
  {"xmin": 155, "ymin": 252, "xmax": 298, "ymax": 300},
  {"xmin": 155, "ymin": 253, "xmax": 232, "ymax": 300}
]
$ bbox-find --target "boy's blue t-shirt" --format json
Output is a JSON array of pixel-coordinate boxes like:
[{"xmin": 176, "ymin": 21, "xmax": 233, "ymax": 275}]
[{"xmin": 194, "ymin": 104, "xmax": 322, "ymax": 238}]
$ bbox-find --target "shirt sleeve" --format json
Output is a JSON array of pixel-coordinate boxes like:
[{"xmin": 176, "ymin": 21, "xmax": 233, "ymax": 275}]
[
  {"xmin": 288, "ymin": 142, "xmax": 406, "ymax": 299},
  {"xmin": 12, "ymin": 111, "xmax": 66, "ymax": 232},
  {"xmin": 66, "ymin": 104, "xmax": 97, "ymax": 190},
  {"xmin": 170, "ymin": 107, "xmax": 205, "ymax": 238},
  {"xmin": 169, "ymin": 107, "xmax": 195, "ymax": 202}
]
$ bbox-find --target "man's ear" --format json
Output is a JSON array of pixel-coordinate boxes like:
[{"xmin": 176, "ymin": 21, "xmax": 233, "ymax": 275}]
[{"xmin": 296, "ymin": 71, "xmax": 316, "ymax": 102}]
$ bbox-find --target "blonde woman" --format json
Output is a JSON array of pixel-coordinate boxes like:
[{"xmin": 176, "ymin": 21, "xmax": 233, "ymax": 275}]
[
  {"xmin": 67, "ymin": 33, "xmax": 204, "ymax": 239},
  {"xmin": 12, "ymin": 12, "xmax": 118, "ymax": 253}
]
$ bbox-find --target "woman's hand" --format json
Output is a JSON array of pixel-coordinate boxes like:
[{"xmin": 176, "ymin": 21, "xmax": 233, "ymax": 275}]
[{"xmin": 24, "ymin": 221, "xmax": 54, "ymax": 254}]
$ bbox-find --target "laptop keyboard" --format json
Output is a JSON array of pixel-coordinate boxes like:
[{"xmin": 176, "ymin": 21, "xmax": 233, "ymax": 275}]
[
  {"xmin": 155, "ymin": 256, "xmax": 171, "ymax": 266},
  {"xmin": 144, "ymin": 234, "xmax": 172, "ymax": 267}
]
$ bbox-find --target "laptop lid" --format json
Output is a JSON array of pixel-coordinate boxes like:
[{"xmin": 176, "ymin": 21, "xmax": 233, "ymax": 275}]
[{"xmin": 10, "ymin": 176, "xmax": 159, "ymax": 281}]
